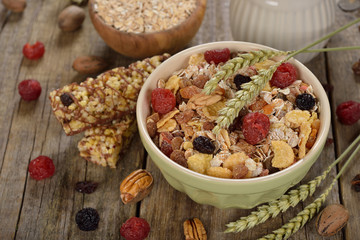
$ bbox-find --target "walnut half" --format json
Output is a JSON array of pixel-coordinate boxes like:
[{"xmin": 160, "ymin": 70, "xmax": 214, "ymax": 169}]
[
  {"xmin": 183, "ymin": 218, "xmax": 207, "ymax": 240},
  {"xmin": 120, "ymin": 169, "xmax": 154, "ymax": 204}
]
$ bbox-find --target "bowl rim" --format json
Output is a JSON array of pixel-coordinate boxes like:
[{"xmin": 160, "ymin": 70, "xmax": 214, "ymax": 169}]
[{"xmin": 136, "ymin": 41, "xmax": 331, "ymax": 185}]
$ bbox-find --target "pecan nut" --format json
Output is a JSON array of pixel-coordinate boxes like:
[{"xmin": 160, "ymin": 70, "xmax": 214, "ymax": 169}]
[
  {"xmin": 183, "ymin": 218, "xmax": 207, "ymax": 240},
  {"xmin": 120, "ymin": 169, "xmax": 154, "ymax": 204}
]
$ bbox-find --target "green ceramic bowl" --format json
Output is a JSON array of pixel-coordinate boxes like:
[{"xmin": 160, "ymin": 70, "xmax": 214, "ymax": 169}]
[{"xmin": 136, "ymin": 41, "xmax": 331, "ymax": 209}]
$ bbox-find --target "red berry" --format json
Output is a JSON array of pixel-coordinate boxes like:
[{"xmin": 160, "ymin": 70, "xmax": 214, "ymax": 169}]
[
  {"xmin": 23, "ymin": 41, "xmax": 45, "ymax": 60},
  {"xmin": 242, "ymin": 112, "xmax": 270, "ymax": 145},
  {"xmin": 28, "ymin": 156, "xmax": 55, "ymax": 180},
  {"xmin": 120, "ymin": 217, "xmax": 150, "ymax": 240},
  {"xmin": 270, "ymin": 62, "xmax": 297, "ymax": 88},
  {"xmin": 336, "ymin": 101, "xmax": 360, "ymax": 125},
  {"xmin": 18, "ymin": 79, "xmax": 42, "ymax": 101},
  {"xmin": 204, "ymin": 48, "xmax": 231, "ymax": 64},
  {"xmin": 151, "ymin": 88, "xmax": 176, "ymax": 114}
]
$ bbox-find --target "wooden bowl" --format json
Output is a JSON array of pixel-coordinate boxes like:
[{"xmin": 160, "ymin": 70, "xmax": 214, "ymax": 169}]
[{"xmin": 88, "ymin": 0, "xmax": 207, "ymax": 58}]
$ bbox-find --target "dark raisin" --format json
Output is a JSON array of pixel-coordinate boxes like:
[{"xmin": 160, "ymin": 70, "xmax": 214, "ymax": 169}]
[
  {"xmin": 75, "ymin": 208, "xmax": 100, "ymax": 231},
  {"xmin": 351, "ymin": 174, "xmax": 360, "ymax": 192},
  {"xmin": 295, "ymin": 93, "xmax": 316, "ymax": 110},
  {"xmin": 233, "ymin": 74, "xmax": 251, "ymax": 90},
  {"xmin": 60, "ymin": 93, "xmax": 74, "ymax": 107},
  {"xmin": 75, "ymin": 181, "xmax": 98, "ymax": 194},
  {"xmin": 193, "ymin": 136, "xmax": 215, "ymax": 154}
]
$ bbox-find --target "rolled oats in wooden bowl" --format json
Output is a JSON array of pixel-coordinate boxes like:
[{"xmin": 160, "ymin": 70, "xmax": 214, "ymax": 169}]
[
  {"xmin": 137, "ymin": 41, "xmax": 331, "ymax": 209},
  {"xmin": 88, "ymin": 0, "xmax": 207, "ymax": 58}
]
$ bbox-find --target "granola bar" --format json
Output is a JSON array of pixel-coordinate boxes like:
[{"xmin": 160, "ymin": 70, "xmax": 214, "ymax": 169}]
[
  {"xmin": 49, "ymin": 54, "xmax": 170, "ymax": 135},
  {"xmin": 77, "ymin": 116, "xmax": 137, "ymax": 168}
]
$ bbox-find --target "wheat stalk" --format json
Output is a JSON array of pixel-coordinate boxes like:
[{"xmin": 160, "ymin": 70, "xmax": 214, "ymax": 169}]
[
  {"xmin": 225, "ymin": 134, "xmax": 360, "ymax": 234},
  {"xmin": 203, "ymin": 50, "xmax": 290, "ymax": 95}
]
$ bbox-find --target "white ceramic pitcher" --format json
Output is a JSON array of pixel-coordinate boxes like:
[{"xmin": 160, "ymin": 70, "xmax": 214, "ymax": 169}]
[{"xmin": 229, "ymin": 0, "xmax": 336, "ymax": 63}]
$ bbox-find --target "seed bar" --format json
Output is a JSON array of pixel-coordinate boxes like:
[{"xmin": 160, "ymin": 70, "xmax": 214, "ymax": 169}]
[
  {"xmin": 77, "ymin": 115, "xmax": 137, "ymax": 168},
  {"xmin": 49, "ymin": 54, "xmax": 170, "ymax": 135}
]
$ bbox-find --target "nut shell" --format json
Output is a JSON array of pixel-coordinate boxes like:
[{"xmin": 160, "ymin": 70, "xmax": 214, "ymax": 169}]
[
  {"xmin": 72, "ymin": 55, "xmax": 108, "ymax": 75},
  {"xmin": 316, "ymin": 204, "xmax": 349, "ymax": 237},
  {"xmin": 58, "ymin": 5, "xmax": 85, "ymax": 32},
  {"xmin": 120, "ymin": 169, "xmax": 153, "ymax": 204}
]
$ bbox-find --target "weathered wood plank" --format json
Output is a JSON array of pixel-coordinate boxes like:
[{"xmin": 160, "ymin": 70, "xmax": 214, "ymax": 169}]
[{"xmin": 326, "ymin": 8, "xmax": 360, "ymax": 240}]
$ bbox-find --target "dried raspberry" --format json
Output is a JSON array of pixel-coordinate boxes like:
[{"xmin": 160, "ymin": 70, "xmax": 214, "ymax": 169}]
[
  {"xmin": 120, "ymin": 217, "xmax": 150, "ymax": 240},
  {"xmin": 75, "ymin": 181, "xmax": 98, "ymax": 194},
  {"xmin": 296, "ymin": 93, "xmax": 316, "ymax": 110},
  {"xmin": 204, "ymin": 48, "xmax": 230, "ymax": 65},
  {"xmin": 28, "ymin": 156, "xmax": 55, "ymax": 180},
  {"xmin": 242, "ymin": 112, "xmax": 270, "ymax": 145},
  {"xmin": 23, "ymin": 41, "xmax": 45, "ymax": 60},
  {"xmin": 193, "ymin": 136, "xmax": 215, "ymax": 154},
  {"xmin": 270, "ymin": 62, "xmax": 297, "ymax": 88},
  {"xmin": 75, "ymin": 208, "xmax": 100, "ymax": 231},
  {"xmin": 18, "ymin": 79, "xmax": 42, "ymax": 101},
  {"xmin": 336, "ymin": 101, "xmax": 360, "ymax": 125},
  {"xmin": 151, "ymin": 88, "xmax": 176, "ymax": 114}
]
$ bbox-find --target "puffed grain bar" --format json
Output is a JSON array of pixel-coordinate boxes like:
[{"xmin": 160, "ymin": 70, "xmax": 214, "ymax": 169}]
[
  {"xmin": 77, "ymin": 115, "xmax": 137, "ymax": 168},
  {"xmin": 49, "ymin": 53, "xmax": 170, "ymax": 135}
]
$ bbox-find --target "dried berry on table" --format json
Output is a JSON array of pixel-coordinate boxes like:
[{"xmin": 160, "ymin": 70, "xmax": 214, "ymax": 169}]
[
  {"xmin": 22, "ymin": 41, "xmax": 45, "ymax": 60},
  {"xmin": 336, "ymin": 100, "xmax": 360, "ymax": 125},
  {"xmin": 296, "ymin": 93, "xmax": 316, "ymax": 110},
  {"xmin": 351, "ymin": 174, "xmax": 360, "ymax": 192},
  {"xmin": 58, "ymin": 5, "xmax": 85, "ymax": 32},
  {"xmin": 120, "ymin": 217, "xmax": 150, "ymax": 240},
  {"xmin": 242, "ymin": 112, "xmax": 270, "ymax": 145},
  {"xmin": 233, "ymin": 74, "xmax": 251, "ymax": 90},
  {"xmin": 352, "ymin": 59, "xmax": 360, "ymax": 75},
  {"xmin": 75, "ymin": 208, "xmax": 100, "ymax": 231},
  {"xmin": 183, "ymin": 218, "xmax": 207, "ymax": 240},
  {"xmin": 2, "ymin": 0, "xmax": 26, "ymax": 13},
  {"xmin": 28, "ymin": 156, "xmax": 55, "ymax": 180},
  {"xmin": 18, "ymin": 79, "xmax": 42, "ymax": 101},
  {"xmin": 204, "ymin": 48, "xmax": 230, "ymax": 64},
  {"xmin": 120, "ymin": 169, "xmax": 153, "ymax": 204},
  {"xmin": 270, "ymin": 62, "xmax": 297, "ymax": 88},
  {"xmin": 72, "ymin": 56, "xmax": 108, "ymax": 75},
  {"xmin": 193, "ymin": 136, "xmax": 215, "ymax": 154},
  {"xmin": 315, "ymin": 204, "xmax": 349, "ymax": 237},
  {"xmin": 75, "ymin": 181, "xmax": 98, "ymax": 194},
  {"xmin": 151, "ymin": 88, "xmax": 176, "ymax": 114}
]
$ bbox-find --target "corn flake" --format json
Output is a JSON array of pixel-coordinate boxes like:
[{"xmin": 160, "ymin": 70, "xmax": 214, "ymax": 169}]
[
  {"xmin": 165, "ymin": 75, "xmax": 180, "ymax": 94},
  {"xmin": 271, "ymin": 140, "xmax": 295, "ymax": 168},
  {"xmin": 285, "ymin": 110, "xmax": 311, "ymax": 128},
  {"xmin": 298, "ymin": 121, "xmax": 312, "ymax": 159},
  {"xmin": 207, "ymin": 167, "xmax": 232, "ymax": 179},
  {"xmin": 187, "ymin": 153, "xmax": 212, "ymax": 174},
  {"xmin": 223, "ymin": 152, "xmax": 248, "ymax": 170}
]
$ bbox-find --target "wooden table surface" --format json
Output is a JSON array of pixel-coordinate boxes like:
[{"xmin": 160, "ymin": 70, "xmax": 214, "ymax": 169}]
[{"xmin": 0, "ymin": 1, "xmax": 359, "ymax": 239}]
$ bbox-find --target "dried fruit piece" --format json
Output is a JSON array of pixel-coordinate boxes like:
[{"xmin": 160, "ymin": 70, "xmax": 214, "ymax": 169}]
[
  {"xmin": 23, "ymin": 41, "xmax": 45, "ymax": 60},
  {"xmin": 180, "ymin": 85, "xmax": 202, "ymax": 99},
  {"xmin": 171, "ymin": 137, "xmax": 183, "ymax": 150},
  {"xmin": 75, "ymin": 181, "xmax": 98, "ymax": 194},
  {"xmin": 187, "ymin": 153, "xmax": 212, "ymax": 174},
  {"xmin": 270, "ymin": 62, "xmax": 297, "ymax": 88},
  {"xmin": 58, "ymin": 5, "xmax": 85, "ymax": 32},
  {"xmin": 351, "ymin": 174, "xmax": 360, "ymax": 192},
  {"xmin": 285, "ymin": 110, "xmax": 311, "ymax": 128},
  {"xmin": 28, "ymin": 156, "xmax": 55, "ymax": 180},
  {"xmin": 170, "ymin": 150, "xmax": 188, "ymax": 167},
  {"xmin": 75, "ymin": 208, "xmax": 100, "ymax": 231},
  {"xmin": 120, "ymin": 217, "xmax": 150, "ymax": 240},
  {"xmin": 18, "ymin": 79, "xmax": 42, "ymax": 101},
  {"xmin": 175, "ymin": 109, "xmax": 194, "ymax": 124},
  {"xmin": 193, "ymin": 136, "xmax": 215, "ymax": 154},
  {"xmin": 120, "ymin": 169, "xmax": 153, "ymax": 204},
  {"xmin": 223, "ymin": 152, "xmax": 248, "ymax": 170},
  {"xmin": 296, "ymin": 93, "xmax": 316, "ymax": 110},
  {"xmin": 159, "ymin": 132, "xmax": 173, "ymax": 157},
  {"xmin": 183, "ymin": 218, "xmax": 207, "ymax": 240},
  {"xmin": 233, "ymin": 74, "xmax": 251, "ymax": 90},
  {"xmin": 204, "ymin": 48, "xmax": 230, "ymax": 65},
  {"xmin": 336, "ymin": 100, "xmax": 360, "ymax": 125},
  {"xmin": 206, "ymin": 167, "xmax": 232, "ymax": 178},
  {"xmin": 316, "ymin": 204, "xmax": 349, "ymax": 237},
  {"xmin": 192, "ymin": 74, "xmax": 209, "ymax": 89},
  {"xmin": 242, "ymin": 112, "xmax": 270, "ymax": 145},
  {"xmin": 232, "ymin": 164, "xmax": 249, "ymax": 179},
  {"xmin": 72, "ymin": 56, "xmax": 108, "ymax": 75},
  {"xmin": 157, "ymin": 109, "xmax": 179, "ymax": 128},
  {"xmin": 151, "ymin": 88, "xmax": 176, "ymax": 114},
  {"xmin": 271, "ymin": 140, "xmax": 294, "ymax": 169}
]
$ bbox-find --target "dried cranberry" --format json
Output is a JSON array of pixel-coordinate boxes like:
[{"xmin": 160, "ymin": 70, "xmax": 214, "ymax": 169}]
[
  {"xmin": 75, "ymin": 208, "xmax": 100, "ymax": 231},
  {"xmin": 242, "ymin": 112, "xmax": 270, "ymax": 145},
  {"xmin": 336, "ymin": 101, "xmax": 360, "ymax": 125},
  {"xmin": 28, "ymin": 156, "xmax": 55, "ymax": 180},
  {"xmin": 270, "ymin": 62, "xmax": 297, "ymax": 88},
  {"xmin": 204, "ymin": 48, "xmax": 230, "ymax": 65},
  {"xmin": 193, "ymin": 136, "xmax": 215, "ymax": 154},
  {"xmin": 233, "ymin": 74, "xmax": 251, "ymax": 90},
  {"xmin": 120, "ymin": 217, "xmax": 150, "ymax": 240},
  {"xmin": 18, "ymin": 79, "xmax": 42, "ymax": 101},
  {"xmin": 23, "ymin": 41, "xmax": 45, "ymax": 60},
  {"xmin": 151, "ymin": 88, "xmax": 176, "ymax": 114},
  {"xmin": 296, "ymin": 93, "xmax": 316, "ymax": 110},
  {"xmin": 60, "ymin": 93, "xmax": 74, "ymax": 107},
  {"xmin": 75, "ymin": 181, "xmax": 98, "ymax": 194}
]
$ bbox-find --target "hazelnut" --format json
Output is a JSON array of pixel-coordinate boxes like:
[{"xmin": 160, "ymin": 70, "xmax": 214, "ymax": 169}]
[
  {"xmin": 2, "ymin": 0, "xmax": 26, "ymax": 13},
  {"xmin": 72, "ymin": 56, "xmax": 108, "ymax": 75},
  {"xmin": 58, "ymin": 5, "xmax": 85, "ymax": 32}
]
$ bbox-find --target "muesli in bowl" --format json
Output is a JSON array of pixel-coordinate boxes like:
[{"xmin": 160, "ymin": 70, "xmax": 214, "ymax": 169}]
[{"xmin": 136, "ymin": 41, "xmax": 330, "ymax": 208}]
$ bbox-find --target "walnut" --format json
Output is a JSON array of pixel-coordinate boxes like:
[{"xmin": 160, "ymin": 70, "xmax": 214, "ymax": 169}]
[
  {"xmin": 183, "ymin": 218, "xmax": 207, "ymax": 240},
  {"xmin": 120, "ymin": 169, "xmax": 153, "ymax": 204}
]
